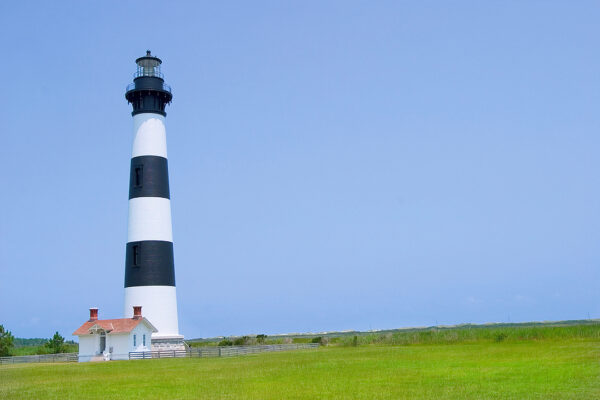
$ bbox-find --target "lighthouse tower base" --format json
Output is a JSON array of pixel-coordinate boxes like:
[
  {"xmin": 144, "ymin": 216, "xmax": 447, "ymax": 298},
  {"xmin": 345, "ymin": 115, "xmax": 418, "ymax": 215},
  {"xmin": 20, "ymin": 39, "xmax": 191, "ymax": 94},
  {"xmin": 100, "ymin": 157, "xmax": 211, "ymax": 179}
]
[
  {"xmin": 151, "ymin": 336, "xmax": 186, "ymax": 351},
  {"xmin": 123, "ymin": 286, "xmax": 184, "ymax": 351}
]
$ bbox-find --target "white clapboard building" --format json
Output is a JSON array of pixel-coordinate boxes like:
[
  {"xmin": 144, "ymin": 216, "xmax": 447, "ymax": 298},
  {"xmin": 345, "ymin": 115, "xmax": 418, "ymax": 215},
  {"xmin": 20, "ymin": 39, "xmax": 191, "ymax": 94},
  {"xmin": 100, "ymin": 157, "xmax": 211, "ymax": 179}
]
[{"xmin": 73, "ymin": 307, "xmax": 156, "ymax": 362}]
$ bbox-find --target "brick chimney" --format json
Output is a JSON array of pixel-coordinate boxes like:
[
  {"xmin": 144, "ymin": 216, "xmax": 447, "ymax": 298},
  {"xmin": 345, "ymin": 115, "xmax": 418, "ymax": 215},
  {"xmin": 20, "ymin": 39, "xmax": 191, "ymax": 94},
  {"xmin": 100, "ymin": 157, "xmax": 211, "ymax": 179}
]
[
  {"xmin": 133, "ymin": 306, "xmax": 142, "ymax": 319},
  {"xmin": 89, "ymin": 308, "xmax": 98, "ymax": 322}
]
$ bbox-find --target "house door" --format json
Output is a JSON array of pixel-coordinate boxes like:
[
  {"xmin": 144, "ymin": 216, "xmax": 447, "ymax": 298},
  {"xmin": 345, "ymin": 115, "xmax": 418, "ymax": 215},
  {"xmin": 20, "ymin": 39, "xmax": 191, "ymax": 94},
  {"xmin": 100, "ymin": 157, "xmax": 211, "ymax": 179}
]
[{"xmin": 99, "ymin": 333, "xmax": 106, "ymax": 353}]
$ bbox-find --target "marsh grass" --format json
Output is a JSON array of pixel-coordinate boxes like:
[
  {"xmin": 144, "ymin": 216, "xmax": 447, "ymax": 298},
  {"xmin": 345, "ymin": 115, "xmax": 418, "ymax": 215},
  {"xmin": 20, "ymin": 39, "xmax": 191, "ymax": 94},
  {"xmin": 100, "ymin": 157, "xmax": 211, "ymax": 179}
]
[{"xmin": 337, "ymin": 324, "xmax": 600, "ymax": 346}]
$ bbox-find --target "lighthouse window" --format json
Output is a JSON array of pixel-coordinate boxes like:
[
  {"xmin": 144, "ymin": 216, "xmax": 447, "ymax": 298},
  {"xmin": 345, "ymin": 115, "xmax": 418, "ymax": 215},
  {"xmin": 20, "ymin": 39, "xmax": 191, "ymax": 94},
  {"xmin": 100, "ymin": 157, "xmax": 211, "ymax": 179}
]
[
  {"xmin": 134, "ymin": 165, "xmax": 143, "ymax": 187},
  {"xmin": 132, "ymin": 245, "xmax": 140, "ymax": 266},
  {"xmin": 133, "ymin": 334, "xmax": 137, "ymax": 347},
  {"xmin": 143, "ymin": 334, "xmax": 146, "ymax": 346}
]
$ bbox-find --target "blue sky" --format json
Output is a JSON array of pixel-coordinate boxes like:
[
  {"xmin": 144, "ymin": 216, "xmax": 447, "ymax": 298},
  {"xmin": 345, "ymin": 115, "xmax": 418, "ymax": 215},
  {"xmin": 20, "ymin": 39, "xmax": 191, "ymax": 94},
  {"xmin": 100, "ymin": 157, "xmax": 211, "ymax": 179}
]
[{"xmin": 1, "ymin": 1, "xmax": 599, "ymax": 340}]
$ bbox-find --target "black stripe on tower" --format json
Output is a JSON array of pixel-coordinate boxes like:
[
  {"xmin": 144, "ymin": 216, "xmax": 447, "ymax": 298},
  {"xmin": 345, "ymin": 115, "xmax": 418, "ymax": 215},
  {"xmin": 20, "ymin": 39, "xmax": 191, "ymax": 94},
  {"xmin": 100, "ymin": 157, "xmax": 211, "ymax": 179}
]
[
  {"xmin": 129, "ymin": 156, "xmax": 170, "ymax": 199},
  {"xmin": 125, "ymin": 241, "xmax": 175, "ymax": 287}
]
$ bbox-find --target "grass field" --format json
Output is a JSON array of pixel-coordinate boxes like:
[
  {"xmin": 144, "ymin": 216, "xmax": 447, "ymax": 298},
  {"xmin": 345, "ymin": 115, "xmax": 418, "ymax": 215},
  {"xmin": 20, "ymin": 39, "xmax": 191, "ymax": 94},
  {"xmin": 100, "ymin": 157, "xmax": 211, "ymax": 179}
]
[{"xmin": 1, "ymin": 338, "xmax": 599, "ymax": 399}]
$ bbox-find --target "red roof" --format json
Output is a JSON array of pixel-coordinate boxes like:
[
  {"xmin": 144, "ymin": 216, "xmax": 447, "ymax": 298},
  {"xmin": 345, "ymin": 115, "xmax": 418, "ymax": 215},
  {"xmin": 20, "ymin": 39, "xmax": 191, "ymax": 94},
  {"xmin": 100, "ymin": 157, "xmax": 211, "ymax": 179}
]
[{"xmin": 73, "ymin": 317, "xmax": 156, "ymax": 336}]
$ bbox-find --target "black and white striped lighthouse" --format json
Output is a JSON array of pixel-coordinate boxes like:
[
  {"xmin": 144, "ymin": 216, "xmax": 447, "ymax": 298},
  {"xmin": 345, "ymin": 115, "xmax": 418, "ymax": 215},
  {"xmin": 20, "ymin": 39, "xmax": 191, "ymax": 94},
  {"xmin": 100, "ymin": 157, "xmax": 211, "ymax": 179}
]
[{"xmin": 123, "ymin": 51, "xmax": 183, "ymax": 348}]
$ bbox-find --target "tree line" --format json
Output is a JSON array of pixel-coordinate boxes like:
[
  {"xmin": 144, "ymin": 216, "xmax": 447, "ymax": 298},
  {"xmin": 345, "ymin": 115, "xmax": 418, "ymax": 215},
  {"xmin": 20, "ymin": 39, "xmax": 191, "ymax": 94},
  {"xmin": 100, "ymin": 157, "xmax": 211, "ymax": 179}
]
[{"xmin": 0, "ymin": 325, "xmax": 72, "ymax": 356}]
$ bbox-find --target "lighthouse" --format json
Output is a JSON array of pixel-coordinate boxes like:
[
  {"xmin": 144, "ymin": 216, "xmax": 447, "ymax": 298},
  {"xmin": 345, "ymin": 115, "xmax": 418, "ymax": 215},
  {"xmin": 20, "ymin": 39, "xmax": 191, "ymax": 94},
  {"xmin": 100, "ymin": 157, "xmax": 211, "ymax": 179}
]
[{"xmin": 123, "ymin": 51, "xmax": 183, "ymax": 349}]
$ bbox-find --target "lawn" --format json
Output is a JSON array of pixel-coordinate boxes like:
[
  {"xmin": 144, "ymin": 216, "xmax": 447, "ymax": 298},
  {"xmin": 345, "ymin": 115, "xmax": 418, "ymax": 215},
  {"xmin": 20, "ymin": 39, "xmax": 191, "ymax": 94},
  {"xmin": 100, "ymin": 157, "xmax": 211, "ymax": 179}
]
[{"xmin": 1, "ymin": 339, "xmax": 598, "ymax": 399}]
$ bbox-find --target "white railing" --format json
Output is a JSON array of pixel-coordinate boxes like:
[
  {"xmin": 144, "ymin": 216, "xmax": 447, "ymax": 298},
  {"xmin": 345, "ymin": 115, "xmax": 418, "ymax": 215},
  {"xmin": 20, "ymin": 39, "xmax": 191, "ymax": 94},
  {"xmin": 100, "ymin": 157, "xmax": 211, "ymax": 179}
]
[
  {"xmin": 129, "ymin": 343, "xmax": 319, "ymax": 360},
  {"xmin": 126, "ymin": 82, "xmax": 172, "ymax": 93}
]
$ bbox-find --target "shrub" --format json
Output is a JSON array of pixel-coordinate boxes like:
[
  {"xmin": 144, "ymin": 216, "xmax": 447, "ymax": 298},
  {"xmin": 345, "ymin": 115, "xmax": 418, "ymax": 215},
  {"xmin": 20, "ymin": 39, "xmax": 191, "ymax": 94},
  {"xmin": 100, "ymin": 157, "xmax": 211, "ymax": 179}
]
[
  {"xmin": 45, "ymin": 332, "xmax": 66, "ymax": 354},
  {"xmin": 218, "ymin": 339, "xmax": 233, "ymax": 346},
  {"xmin": 233, "ymin": 336, "xmax": 249, "ymax": 346},
  {"xmin": 310, "ymin": 336, "xmax": 328, "ymax": 345},
  {"xmin": 495, "ymin": 333, "xmax": 507, "ymax": 342}
]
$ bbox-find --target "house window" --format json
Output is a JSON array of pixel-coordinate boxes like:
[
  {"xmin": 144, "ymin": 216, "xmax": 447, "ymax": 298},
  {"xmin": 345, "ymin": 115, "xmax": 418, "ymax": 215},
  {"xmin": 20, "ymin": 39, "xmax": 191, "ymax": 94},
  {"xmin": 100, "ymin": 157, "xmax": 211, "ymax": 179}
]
[
  {"xmin": 132, "ymin": 244, "xmax": 140, "ymax": 266},
  {"xmin": 143, "ymin": 334, "xmax": 146, "ymax": 347},
  {"xmin": 134, "ymin": 165, "xmax": 143, "ymax": 187},
  {"xmin": 133, "ymin": 334, "xmax": 137, "ymax": 347}
]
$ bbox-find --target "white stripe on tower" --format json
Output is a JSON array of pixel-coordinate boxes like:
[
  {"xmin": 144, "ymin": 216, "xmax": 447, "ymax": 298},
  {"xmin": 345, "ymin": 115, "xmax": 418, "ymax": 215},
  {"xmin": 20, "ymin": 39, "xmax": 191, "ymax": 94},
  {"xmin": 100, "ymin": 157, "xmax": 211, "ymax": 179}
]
[
  {"xmin": 132, "ymin": 114, "xmax": 168, "ymax": 158},
  {"xmin": 124, "ymin": 51, "xmax": 182, "ymax": 345},
  {"xmin": 127, "ymin": 197, "xmax": 173, "ymax": 242}
]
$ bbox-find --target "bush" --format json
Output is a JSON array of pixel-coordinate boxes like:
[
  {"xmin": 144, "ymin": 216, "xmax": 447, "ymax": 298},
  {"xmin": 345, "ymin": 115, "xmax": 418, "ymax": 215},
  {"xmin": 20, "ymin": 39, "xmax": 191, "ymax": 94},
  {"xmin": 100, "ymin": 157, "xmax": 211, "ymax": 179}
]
[
  {"xmin": 45, "ymin": 332, "xmax": 67, "ymax": 354},
  {"xmin": 256, "ymin": 334, "xmax": 267, "ymax": 344},
  {"xmin": 233, "ymin": 336, "xmax": 249, "ymax": 346},
  {"xmin": 495, "ymin": 333, "xmax": 507, "ymax": 342},
  {"xmin": 311, "ymin": 336, "xmax": 328, "ymax": 345},
  {"xmin": 218, "ymin": 339, "xmax": 233, "ymax": 346}
]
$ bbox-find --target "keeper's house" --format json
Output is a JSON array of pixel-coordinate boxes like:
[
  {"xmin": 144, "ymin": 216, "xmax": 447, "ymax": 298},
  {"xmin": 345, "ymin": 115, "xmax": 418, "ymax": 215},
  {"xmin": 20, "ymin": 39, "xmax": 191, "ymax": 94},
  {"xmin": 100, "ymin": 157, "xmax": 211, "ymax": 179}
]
[{"xmin": 73, "ymin": 306, "xmax": 156, "ymax": 362}]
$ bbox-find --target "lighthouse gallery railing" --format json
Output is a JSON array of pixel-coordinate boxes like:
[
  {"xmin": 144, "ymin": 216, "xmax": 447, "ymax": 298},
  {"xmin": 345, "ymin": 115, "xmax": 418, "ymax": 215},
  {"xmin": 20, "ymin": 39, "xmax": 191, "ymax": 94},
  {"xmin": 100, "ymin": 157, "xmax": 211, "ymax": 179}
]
[{"xmin": 126, "ymin": 82, "xmax": 172, "ymax": 94}]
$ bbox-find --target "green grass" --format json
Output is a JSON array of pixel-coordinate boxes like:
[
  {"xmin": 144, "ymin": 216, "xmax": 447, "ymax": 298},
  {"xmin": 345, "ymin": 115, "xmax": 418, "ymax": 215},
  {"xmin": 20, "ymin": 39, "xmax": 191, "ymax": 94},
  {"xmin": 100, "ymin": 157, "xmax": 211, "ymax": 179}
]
[{"xmin": 1, "ymin": 339, "xmax": 599, "ymax": 399}]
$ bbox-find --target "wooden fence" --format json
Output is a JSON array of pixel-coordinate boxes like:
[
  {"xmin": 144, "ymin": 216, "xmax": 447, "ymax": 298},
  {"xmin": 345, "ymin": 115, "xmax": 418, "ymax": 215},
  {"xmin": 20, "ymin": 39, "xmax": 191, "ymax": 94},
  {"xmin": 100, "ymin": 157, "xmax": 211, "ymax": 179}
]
[
  {"xmin": 0, "ymin": 344, "xmax": 319, "ymax": 364},
  {"xmin": 0, "ymin": 353, "xmax": 78, "ymax": 365},
  {"xmin": 129, "ymin": 343, "xmax": 319, "ymax": 360}
]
